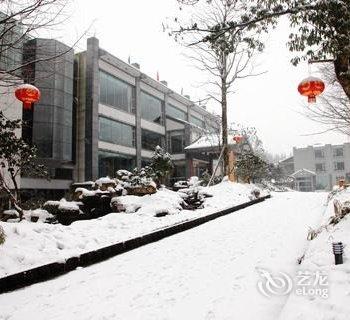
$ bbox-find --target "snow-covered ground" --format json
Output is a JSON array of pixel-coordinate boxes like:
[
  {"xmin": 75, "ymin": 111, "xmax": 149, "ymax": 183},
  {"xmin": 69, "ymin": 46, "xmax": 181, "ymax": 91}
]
[
  {"xmin": 0, "ymin": 181, "xmax": 263, "ymax": 277},
  {"xmin": 0, "ymin": 192, "xmax": 327, "ymax": 320},
  {"xmin": 278, "ymin": 188, "xmax": 350, "ymax": 320}
]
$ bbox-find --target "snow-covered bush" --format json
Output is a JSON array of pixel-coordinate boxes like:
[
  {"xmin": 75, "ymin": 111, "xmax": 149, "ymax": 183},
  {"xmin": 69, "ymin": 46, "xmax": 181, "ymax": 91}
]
[
  {"xmin": 43, "ymin": 199, "xmax": 82, "ymax": 225},
  {"xmin": 0, "ymin": 225, "xmax": 5, "ymax": 245},
  {"xmin": 150, "ymin": 146, "xmax": 173, "ymax": 186},
  {"xmin": 25, "ymin": 209, "xmax": 54, "ymax": 223},
  {"xmin": 117, "ymin": 167, "xmax": 157, "ymax": 196},
  {"xmin": 111, "ymin": 188, "xmax": 184, "ymax": 216},
  {"xmin": 173, "ymin": 176, "xmax": 204, "ymax": 190},
  {"xmin": 95, "ymin": 176, "xmax": 116, "ymax": 191}
]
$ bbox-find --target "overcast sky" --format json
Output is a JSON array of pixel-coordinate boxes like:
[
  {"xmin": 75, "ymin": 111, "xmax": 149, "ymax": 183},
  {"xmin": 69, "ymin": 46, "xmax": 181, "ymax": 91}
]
[{"xmin": 55, "ymin": 0, "xmax": 349, "ymax": 156}]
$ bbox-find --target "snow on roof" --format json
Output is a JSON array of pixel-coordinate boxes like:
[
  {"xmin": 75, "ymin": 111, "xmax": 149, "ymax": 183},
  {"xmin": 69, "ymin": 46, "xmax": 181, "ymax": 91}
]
[
  {"xmin": 290, "ymin": 168, "xmax": 316, "ymax": 177},
  {"xmin": 185, "ymin": 134, "xmax": 237, "ymax": 150}
]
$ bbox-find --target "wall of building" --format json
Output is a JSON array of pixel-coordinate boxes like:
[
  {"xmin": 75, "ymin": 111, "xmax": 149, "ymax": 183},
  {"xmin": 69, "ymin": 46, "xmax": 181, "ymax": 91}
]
[
  {"xmin": 74, "ymin": 37, "xmax": 220, "ymax": 183},
  {"xmin": 293, "ymin": 143, "xmax": 350, "ymax": 190}
]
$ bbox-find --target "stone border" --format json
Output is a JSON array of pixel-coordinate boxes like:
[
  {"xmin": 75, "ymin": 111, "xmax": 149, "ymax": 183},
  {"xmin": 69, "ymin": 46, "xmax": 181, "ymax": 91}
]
[{"xmin": 0, "ymin": 195, "xmax": 270, "ymax": 294}]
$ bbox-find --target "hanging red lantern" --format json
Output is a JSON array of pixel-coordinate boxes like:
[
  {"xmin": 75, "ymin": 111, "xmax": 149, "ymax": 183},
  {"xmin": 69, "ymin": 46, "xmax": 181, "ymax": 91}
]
[
  {"xmin": 297, "ymin": 76, "xmax": 325, "ymax": 103},
  {"xmin": 233, "ymin": 135, "xmax": 243, "ymax": 144},
  {"xmin": 15, "ymin": 84, "xmax": 41, "ymax": 110}
]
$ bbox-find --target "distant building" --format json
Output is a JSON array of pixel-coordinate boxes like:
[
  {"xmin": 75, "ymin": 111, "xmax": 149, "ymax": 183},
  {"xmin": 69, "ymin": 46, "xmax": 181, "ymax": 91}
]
[
  {"xmin": 288, "ymin": 143, "xmax": 350, "ymax": 191},
  {"xmin": 290, "ymin": 169, "xmax": 316, "ymax": 192},
  {"xmin": 279, "ymin": 156, "xmax": 295, "ymax": 176}
]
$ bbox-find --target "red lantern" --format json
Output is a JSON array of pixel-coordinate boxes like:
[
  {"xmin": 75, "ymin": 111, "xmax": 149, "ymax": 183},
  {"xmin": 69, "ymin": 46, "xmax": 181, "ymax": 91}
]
[
  {"xmin": 233, "ymin": 135, "xmax": 243, "ymax": 144},
  {"xmin": 15, "ymin": 84, "xmax": 41, "ymax": 110},
  {"xmin": 297, "ymin": 76, "xmax": 325, "ymax": 103}
]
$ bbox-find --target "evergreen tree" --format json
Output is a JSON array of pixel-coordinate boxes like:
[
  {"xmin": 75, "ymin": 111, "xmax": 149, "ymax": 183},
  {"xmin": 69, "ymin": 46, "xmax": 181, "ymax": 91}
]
[
  {"xmin": 0, "ymin": 111, "xmax": 47, "ymax": 220},
  {"xmin": 150, "ymin": 146, "xmax": 174, "ymax": 186},
  {"xmin": 235, "ymin": 150, "xmax": 268, "ymax": 183}
]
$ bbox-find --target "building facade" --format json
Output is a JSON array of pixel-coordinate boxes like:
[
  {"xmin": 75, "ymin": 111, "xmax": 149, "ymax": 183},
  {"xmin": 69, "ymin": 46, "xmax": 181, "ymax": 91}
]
[
  {"xmin": 74, "ymin": 37, "xmax": 219, "ymax": 184},
  {"xmin": 291, "ymin": 169, "xmax": 316, "ymax": 192},
  {"xmin": 0, "ymin": 33, "xmax": 219, "ymax": 197},
  {"xmin": 20, "ymin": 38, "xmax": 75, "ymax": 199},
  {"xmin": 292, "ymin": 143, "xmax": 350, "ymax": 190}
]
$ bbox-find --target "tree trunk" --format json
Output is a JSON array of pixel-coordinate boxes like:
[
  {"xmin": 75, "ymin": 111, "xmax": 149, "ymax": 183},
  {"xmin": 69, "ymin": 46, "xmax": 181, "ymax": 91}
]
[
  {"xmin": 334, "ymin": 54, "xmax": 350, "ymax": 100},
  {"xmin": 0, "ymin": 171, "xmax": 24, "ymax": 221},
  {"xmin": 221, "ymin": 71, "xmax": 229, "ymax": 176},
  {"xmin": 9, "ymin": 169, "xmax": 21, "ymax": 204}
]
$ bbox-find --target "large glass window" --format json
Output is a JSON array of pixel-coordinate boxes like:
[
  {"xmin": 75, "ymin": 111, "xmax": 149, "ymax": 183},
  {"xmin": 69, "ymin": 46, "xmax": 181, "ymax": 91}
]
[
  {"xmin": 140, "ymin": 91, "xmax": 163, "ymax": 124},
  {"xmin": 166, "ymin": 104, "xmax": 186, "ymax": 121},
  {"xmin": 189, "ymin": 114, "xmax": 204, "ymax": 128},
  {"xmin": 168, "ymin": 131, "xmax": 185, "ymax": 154},
  {"xmin": 98, "ymin": 151, "xmax": 136, "ymax": 177},
  {"xmin": 141, "ymin": 129, "xmax": 164, "ymax": 151},
  {"xmin": 100, "ymin": 71, "xmax": 134, "ymax": 113},
  {"xmin": 99, "ymin": 117, "xmax": 135, "ymax": 147}
]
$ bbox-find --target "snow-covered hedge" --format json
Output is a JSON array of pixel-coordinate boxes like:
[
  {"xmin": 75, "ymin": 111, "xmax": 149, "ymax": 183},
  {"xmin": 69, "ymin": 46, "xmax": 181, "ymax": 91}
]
[
  {"xmin": 111, "ymin": 188, "xmax": 184, "ymax": 216},
  {"xmin": 0, "ymin": 225, "xmax": 5, "ymax": 245}
]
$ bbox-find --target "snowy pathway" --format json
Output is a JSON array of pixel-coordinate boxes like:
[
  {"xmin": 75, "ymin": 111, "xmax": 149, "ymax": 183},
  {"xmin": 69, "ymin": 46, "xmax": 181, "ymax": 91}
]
[{"xmin": 0, "ymin": 192, "xmax": 327, "ymax": 320}]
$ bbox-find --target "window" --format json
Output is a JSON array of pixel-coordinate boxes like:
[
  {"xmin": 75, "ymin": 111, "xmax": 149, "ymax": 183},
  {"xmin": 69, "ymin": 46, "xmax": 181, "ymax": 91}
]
[
  {"xmin": 99, "ymin": 117, "xmax": 135, "ymax": 147},
  {"xmin": 334, "ymin": 162, "xmax": 345, "ymax": 171},
  {"xmin": 315, "ymin": 163, "xmax": 326, "ymax": 172},
  {"xmin": 98, "ymin": 151, "xmax": 136, "ymax": 177},
  {"xmin": 189, "ymin": 114, "xmax": 204, "ymax": 128},
  {"xmin": 54, "ymin": 168, "xmax": 73, "ymax": 180},
  {"xmin": 333, "ymin": 147, "xmax": 344, "ymax": 157},
  {"xmin": 171, "ymin": 165, "xmax": 186, "ymax": 183},
  {"xmin": 140, "ymin": 91, "xmax": 163, "ymax": 124},
  {"xmin": 168, "ymin": 131, "xmax": 185, "ymax": 154},
  {"xmin": 100, "ymin": 71, "xmax": 134, "ymax": 113},
  {"xmin": 166, "ymin": 104, "xmax": 186, "ymax": 120},
  {"xmin": 314, "ymin": 149, "xmax": 324, "ymax": 158},
  {"xmin": 141, "ymin": 129, "xmax": 164, "ymax": 151}
]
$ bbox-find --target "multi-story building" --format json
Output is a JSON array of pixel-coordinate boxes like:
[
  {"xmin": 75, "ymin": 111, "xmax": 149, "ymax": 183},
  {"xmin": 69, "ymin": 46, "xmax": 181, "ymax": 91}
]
[
  {"xmin": 74, "ymin": 37, "xmax": 219, "ymax": 184},
  {"xmin": 1, "ymin": 34, "xmax": 219, "ymax": 199},
  {"xmin": 292, "ymin": 143, "xmax": 350, "ymax": 190},
  {"xmin": 20, "ymin": 38, "xmax": 75, "ymax": 199}
]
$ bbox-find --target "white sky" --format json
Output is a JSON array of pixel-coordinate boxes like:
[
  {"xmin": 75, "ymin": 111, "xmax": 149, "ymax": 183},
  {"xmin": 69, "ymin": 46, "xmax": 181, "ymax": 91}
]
[{"xmin": 54, "ymin": 0, "xmax": 349, "ymax": 156}]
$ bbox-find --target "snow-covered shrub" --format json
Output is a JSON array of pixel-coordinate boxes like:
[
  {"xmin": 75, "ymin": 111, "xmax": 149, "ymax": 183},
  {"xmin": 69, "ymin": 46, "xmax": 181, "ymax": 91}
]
[
  {"xmin": 173, "ymin": 180, "xmax": 189, "ymax": 190},
  {"xmin": 42, "ymin": 201, "xmax": 60, "ymax": 216},
  {"xmin": 111, "ymin": 189, "xmax": 184, "ymax": 215},
  {"xmin": 95, "ymin": 176, "xmax": 116, "ymax": 191},
  {"xmin": 25, "ymin": 209, "xmax": 54, "ymax": 223},
  {"xmin": 118, "ymin": 167, "xmax": 157, "ymax": 196},
  {"xmin": 43, "ymin": 199, "xmax": 82, "ymax": 225},
  {"xmin": 111, "ymin": 196, "xmax": 142, "ymax": 213},
  {"xmin": 150, "ymin": 146, "xmax": 173, "ymax": 186},
  {"xmin": 0, "ymin": 209, "xmax": 18, "ymax": 222},
  {"xmin": 0, "ymin": 225, "xmax": 5, "ymax": 245},
  {"xmin": 179, "ymin": 187, "xmax": 205, "ymax": 210},
  {"xmin": 173, "ymin": 176, "xmax": 204, "ymax": 190},
  {"xmin": 251, "ymin": 188, "xmax": 261, "ymax": 199}
]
